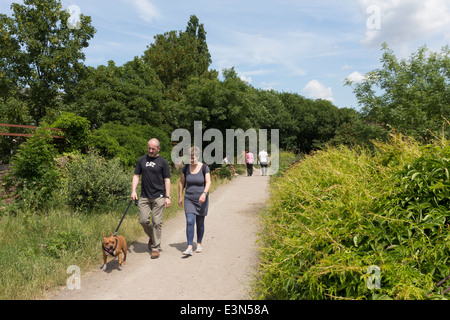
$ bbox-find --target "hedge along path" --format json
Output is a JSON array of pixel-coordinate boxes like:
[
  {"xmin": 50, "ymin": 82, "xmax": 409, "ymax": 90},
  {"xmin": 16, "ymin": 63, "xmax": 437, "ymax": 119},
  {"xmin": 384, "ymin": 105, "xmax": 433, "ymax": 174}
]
[{"xmin": 50, "ymin": 170, "xmax": 270, "ymax": 300}]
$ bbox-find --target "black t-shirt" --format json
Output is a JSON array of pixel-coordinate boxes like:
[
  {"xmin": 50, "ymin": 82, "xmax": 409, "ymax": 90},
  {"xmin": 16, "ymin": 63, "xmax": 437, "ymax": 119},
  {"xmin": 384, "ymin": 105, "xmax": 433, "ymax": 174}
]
[{"xmin": 134, "ymin": 155, "xmax": 171, "ymax": 199}]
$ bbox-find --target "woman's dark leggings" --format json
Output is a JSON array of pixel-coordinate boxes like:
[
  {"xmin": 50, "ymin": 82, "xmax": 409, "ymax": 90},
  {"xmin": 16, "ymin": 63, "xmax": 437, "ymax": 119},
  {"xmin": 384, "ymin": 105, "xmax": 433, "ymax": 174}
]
[
  {"xmin": 186, "ymin": 213, "xmax": 205, "ymax": 245},
  {"xmin": 246, "ymin": 163, "xmax": 253, "ymax": 176}
]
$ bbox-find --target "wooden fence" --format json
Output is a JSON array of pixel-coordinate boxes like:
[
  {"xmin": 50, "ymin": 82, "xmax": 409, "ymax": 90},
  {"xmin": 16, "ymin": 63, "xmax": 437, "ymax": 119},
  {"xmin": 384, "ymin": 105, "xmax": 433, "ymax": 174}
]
[{"xmin": 0, "ymin": 123, "xmax": 65, "ymax": 139}]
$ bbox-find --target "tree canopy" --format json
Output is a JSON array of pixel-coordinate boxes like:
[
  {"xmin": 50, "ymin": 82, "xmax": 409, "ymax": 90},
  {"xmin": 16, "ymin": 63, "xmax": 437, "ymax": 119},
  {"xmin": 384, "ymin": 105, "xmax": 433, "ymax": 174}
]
[
  {"xmin": 0, "ymin": 0, "xmax": 95, "ymax": 124},
  {"xmin": 347, "ymin": 43, "xmax": 450, "ymax": 141},
  {"xmin": 2, "ymin": 0, "xmax": 449, "ymax": 166}
]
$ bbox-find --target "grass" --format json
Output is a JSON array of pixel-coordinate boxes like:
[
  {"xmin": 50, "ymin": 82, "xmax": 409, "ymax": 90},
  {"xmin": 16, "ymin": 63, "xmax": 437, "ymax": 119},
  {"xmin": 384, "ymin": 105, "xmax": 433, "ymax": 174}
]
[{"xmin": 0, "ymin": 169, "xmax": 231, "ymax": 300}]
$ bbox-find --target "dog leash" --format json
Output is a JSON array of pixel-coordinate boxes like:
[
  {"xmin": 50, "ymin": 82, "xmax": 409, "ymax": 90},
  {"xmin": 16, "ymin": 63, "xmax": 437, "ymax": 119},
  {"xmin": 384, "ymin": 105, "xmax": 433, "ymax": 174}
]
[
  {"xmin": 113, "ymin": 199, "xmax": 138, "ymax": 236},
  {"xmin": 436, "ymin": 275, "xmax": 450, "ymax": 295}
]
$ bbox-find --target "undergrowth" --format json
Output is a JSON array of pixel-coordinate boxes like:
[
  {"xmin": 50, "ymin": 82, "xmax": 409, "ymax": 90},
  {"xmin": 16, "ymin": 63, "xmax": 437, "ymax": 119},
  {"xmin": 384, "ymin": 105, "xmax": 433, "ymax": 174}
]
[
  {"xmin": 255, "ymin": 133, "xmax": 450, "ymax": 300},
  {"xmin": 0, "ymin": 161, "xmax": 229, "ymax": 300}
]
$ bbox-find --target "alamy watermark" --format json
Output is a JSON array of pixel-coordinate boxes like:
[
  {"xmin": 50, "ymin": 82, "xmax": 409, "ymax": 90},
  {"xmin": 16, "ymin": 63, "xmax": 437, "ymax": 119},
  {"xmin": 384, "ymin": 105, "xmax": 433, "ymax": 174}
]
[
  {"xmin": 366, "ymin": 5, "xmax": 381, "ymax": 30},
  {"xmin": 66, "ymin": 5, "xmax": 82, "ymax": 30},
  {"xmin": 171, "ymin": 121, "xmax": 279, "ymax": 175},
  {"xmin": 366, "ymin": 265, "xmax": 381, "ymax": 289},
  {"xmin": 66, "ymin": 265, "xmax": 81, "ymax": 290}
]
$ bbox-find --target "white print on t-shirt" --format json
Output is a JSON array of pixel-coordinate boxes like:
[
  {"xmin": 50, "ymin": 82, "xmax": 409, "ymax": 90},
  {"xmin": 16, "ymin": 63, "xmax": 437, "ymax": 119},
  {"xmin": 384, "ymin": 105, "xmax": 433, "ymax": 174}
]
[{"xmin": 146, "ymin": 161, "xmax": 156, "ymax": 167}]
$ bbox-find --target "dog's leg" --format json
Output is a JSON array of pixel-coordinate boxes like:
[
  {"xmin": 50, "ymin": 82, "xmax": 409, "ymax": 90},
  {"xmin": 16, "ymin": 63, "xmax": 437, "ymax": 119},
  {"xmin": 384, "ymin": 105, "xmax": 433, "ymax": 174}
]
[
  {"xmin": 123, "ymin": 243, "xmax": 127, "ymax": 265},
  {"xmin": 118, "ymin": 252, "xmax": 122, "ymax": 268},
  {"xmin": 102, "ymin": 252, "xmax": 107, "ymax": 271}
]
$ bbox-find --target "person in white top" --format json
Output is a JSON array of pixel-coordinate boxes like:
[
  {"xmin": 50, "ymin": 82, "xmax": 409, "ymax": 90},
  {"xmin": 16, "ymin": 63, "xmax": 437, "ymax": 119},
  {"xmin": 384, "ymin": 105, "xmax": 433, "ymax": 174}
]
[
  {"xmin": 258, "ymin": 149, "xmax": 269, "ymax": 176},
  {"xmin": 222, "ymin": 155, "xmax": 236, "ymax": 176}
]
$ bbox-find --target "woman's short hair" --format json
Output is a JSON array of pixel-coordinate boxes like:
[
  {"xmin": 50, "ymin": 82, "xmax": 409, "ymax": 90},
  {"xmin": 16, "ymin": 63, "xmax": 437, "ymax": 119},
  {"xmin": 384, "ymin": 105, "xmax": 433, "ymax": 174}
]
[{"xmin": 189, "ymin": 146, "xmax": 200, "ymax": 158}]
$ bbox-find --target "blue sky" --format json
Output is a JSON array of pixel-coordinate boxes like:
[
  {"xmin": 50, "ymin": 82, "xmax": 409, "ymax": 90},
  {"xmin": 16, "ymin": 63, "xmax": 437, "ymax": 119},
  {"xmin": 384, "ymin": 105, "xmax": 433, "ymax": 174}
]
[{"xmin": 1, "ymin": 0, "xmax": 449, "ymax": 110}]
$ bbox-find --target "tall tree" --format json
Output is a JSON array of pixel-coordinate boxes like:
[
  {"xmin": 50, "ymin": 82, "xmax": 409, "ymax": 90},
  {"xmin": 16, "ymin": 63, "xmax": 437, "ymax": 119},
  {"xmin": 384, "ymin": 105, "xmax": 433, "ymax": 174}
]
[
  {"xmin": 184, "ymin": 67, "xmax": 258, "ymax": 133},
  {"xmin": 0, "ymin": 0, "xmax": 95, "ymax": 124},
  {"xmin": 185, "ymin": 14, "xmax": 212, "ymax": 67},
  {"xmin": 143, "ymin": 15, "xmax": 212, "ymax": 100},
  {"xmin": 72, "ymin": 58, "xmax": 164, "ymax": 129},
  {"xmin": 346, "ymin": 43, "xmax": 450, "ymax": 140}
]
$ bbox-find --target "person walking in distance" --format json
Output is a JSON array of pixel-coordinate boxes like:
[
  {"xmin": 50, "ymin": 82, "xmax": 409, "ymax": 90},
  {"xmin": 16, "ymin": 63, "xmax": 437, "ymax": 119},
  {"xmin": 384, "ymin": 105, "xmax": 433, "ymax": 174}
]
[
  {"xmin": 246, "ymin": 150, "xmax": 254, "ymax": 176},
  {"xmin": 178, "ymin": 147, "xmax": 211, "ymax": 256},
  {"xmin": 131, "ymin": 138, "xmax": 171, "ymax": 259},
  {"xmin": 222, "ymin": 155, "xmax": 236, "ymax": 176},
  {"xmin": 258, "ymin": 149, "xmax": 269, "ymax": 176}
]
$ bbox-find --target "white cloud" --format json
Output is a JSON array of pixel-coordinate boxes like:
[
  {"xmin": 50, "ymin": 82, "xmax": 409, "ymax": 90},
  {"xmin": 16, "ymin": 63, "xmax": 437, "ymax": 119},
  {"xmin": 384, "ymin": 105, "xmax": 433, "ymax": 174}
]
[
  {"xmin": 210, "ymin": 31, "xmax": 318, "ymax": 78},
  {"xmin": 346, "ymin": 71, "xmax": 366, "ymax": 83},
  {"xmin": 123, "ymin": 0, "xmax": 162, "ymax": 23},
  {"xmin": 239, "ymin": 74, "xmax": 252, "ymax": 84},
  {"xmin": 359, "ymin": 0, "xmax": 450, "ymax": 48},
  {"xmin": 341, "ymin": 64, "xmax": 353, "ymax": 70},
  {"xmin": 261, "ymin": 81, "xmax": 278, "ymax": 91},
  {"xmin": 302, "ymin": 80, "xmax": 334, "ymax": 102},
  {"xmin": 212, "ymin": 32, "xmax": 284, "ymax": 67}
]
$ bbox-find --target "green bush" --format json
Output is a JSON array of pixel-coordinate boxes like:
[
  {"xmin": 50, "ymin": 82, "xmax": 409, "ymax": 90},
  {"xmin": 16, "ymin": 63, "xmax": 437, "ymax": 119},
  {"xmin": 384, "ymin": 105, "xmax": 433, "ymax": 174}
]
[
  {"xmin": 5, "ymin": 128, "xmax": 60, "ymax": 210},
  {"xmin": 216, "ymin": 165, "xmax": 232, "ymax": 180},
  {"xmin": 370, "ymin": 145, "xmax": 450, "ymax": 283},
  {"xmin": 89, "ymin": 122, "xmax": 172, "ymax": 167},
  {"xmin": 255, "ymin": 134, "xmax": 450, "ymax": 300},
  {"xmin": 0, "ymin": 97, "xmax": 33, "ymax": 165},
  {"xmin": 50, "ymin": 112, "xmax": 91, "ymax": 153},
  {"xmin": 61, "ymin": 151, "xmax": 130, "ymax": 212}
]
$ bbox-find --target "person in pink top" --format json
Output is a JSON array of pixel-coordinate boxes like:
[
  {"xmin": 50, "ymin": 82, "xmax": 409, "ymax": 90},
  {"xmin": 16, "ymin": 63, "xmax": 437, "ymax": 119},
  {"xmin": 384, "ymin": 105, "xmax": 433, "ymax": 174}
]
[{"xmin": 245, "ymin": 151, "xmax": 254, "ymax": 176}]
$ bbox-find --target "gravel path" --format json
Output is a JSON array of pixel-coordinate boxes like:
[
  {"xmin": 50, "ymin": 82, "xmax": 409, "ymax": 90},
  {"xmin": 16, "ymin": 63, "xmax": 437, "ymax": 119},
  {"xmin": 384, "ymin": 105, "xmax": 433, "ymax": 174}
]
[{"xmin": 50, "ymin": 170, "xmax": 270, "ymax": 300}]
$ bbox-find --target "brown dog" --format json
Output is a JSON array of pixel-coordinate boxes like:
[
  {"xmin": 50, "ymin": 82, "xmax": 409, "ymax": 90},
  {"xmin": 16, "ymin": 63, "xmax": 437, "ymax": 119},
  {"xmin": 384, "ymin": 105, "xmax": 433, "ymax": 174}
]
[{"xmin": 102, "ymin": 233, "xmax": 127, "ymax": 271}]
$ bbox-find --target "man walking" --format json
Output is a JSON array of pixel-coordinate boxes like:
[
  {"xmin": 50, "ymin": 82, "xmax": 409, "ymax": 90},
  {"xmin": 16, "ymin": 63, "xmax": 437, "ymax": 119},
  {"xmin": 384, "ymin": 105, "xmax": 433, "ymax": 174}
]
[
  {"xmin": 131, "ymin": 138, "xmax": 171, "ymax": 259},
  {"xmin": 258, "ymin": 149, "xmax": 269, "ymax": 176}
]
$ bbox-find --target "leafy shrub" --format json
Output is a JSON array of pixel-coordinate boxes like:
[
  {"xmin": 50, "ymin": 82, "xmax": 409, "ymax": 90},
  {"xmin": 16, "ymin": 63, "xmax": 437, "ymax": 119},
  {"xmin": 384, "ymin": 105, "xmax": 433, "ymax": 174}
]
[
  {"xmin": 216, "ymin": 165, "xmax": 232, "ymax": 180},
  {"xmin": 370, "ymin": 145, "xmax": 450, "ymax": 283},
  {"xmin": 50, "ymin": 112, "xmax": 91, "ymax": 153},
  {"xmin": 86, "ymin": 127, "xmax": 122, "ymax": 160},
  {"xmin": 89, "ymin": 122, "xmax": 172, "ymax": 167},
  {"xmin": 0, "ymin": 97, "xmax": 33, "ymax": 165},
  {"xmin": 256, "ymin": 134, "xmax": 450, "ymax": 300},
  {"xmin": 61, "ymin": 151, "xmax": 130, "ymax": 212},
  {"xmin": 5, "ymin": 128, "xmax": 59, "ymax": 209}
]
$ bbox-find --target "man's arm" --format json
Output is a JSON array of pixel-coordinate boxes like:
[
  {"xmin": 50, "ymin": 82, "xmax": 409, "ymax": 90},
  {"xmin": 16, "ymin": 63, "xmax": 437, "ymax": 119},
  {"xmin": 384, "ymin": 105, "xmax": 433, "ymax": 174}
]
[
  {"xmin": 164, "ymin": 177, "xmax": 171, "ymax": 208},
  {"xmin": 131, "ymin": 174, "xmax": 140, "ymax": 200}
]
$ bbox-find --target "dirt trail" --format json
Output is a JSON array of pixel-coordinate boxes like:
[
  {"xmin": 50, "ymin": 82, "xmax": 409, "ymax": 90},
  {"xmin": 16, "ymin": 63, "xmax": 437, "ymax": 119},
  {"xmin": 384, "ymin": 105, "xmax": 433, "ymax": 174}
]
[{"xmin": 50, "ymin": 169, "xmax": 270, "ymax": 300}]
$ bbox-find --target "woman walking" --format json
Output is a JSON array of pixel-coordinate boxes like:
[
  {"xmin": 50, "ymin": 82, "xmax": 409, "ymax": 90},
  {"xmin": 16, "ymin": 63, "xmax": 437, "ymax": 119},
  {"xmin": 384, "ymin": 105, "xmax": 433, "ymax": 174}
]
[
  {"xmin": 246, "ymin": 150, "xmax": 254, "ymax": 176},
  {"xmin": 178, "ymin": 147, "xmax": 211, "ymax": 255}
]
